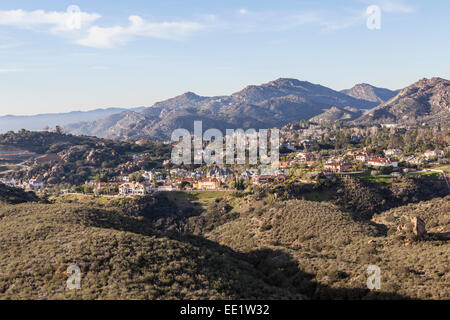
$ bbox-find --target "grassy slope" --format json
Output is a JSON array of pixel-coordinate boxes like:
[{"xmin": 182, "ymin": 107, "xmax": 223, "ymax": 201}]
[
  {"xmin": 1, "ymin": 189, "xmax": 448, "ymax": 300},
  {"xmin": 206, "ymin": 196, "xmax": 450, "ymax": 299},
  {"xmin": 0, "ymin": 203, "xmax": 303, "ymax": 300}
]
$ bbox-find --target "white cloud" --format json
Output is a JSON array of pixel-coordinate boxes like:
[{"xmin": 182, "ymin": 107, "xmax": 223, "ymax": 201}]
[
  {"xmin": 0, "ymin": 9, "xmax": 204, "ymax": 48},
  {"xmin": 320, "ymin": 10, "xmax": 367, "ymax": 31},
  {"xmin": 77, "ymin": 15, "xmax": 205, "ymax": 48},
  {"xmin": 0, "ymin": 9, "xmax": 100, "ymax": 32},
  {"xmin": 238, "ymin": 8, "xmax": 248, "ymax": 15}
]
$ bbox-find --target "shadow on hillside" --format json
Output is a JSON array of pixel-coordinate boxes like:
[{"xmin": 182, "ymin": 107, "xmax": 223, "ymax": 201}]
[
  {"xmin": 428, "ymin": 232, "xmax": 450, "ymax": 241},
  {"xmin": 240, "ymin": 248, "xmax": 407, "ymax": 300},
  {"xmin": 367, "ymin": 221, "xmax": 389, "ymax": 237},
  {"xmin": 85, "ymin": 211, "xmax": 407, "ymax": 300}
]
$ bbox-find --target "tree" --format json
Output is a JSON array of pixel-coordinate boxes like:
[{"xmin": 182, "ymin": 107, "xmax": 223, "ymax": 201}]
[
  {"xmin": 232, "ymin": 178, "xmax": 246, "ymax": 191},
  {"xmin": 179, "ymin": 181, "xmax": 191, "ymax": 190},
  {"xmin": 129, "ymin": 173, "xmax": 144, "ymax": 183},
  {"xmin": 95, "ymin": 174, "xmax": 107, "ymax": 183}
]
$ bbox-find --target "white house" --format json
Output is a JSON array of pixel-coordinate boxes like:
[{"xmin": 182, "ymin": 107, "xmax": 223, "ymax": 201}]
[
  {"xmin": 0, "ymin": 178, "xmax": 16, "ymax": 187},
  {"xmin": 355, "ymin": 152, "xmax": 369, "ymax": 162},
  {"xmin": 285, "ymin": 143, "xmax": 297, "ymax": 152},
  {"xmin": 384, "ymin": 149, "xmax": 403, "ymax": 157},
  {"xmin": 170, "ymin": 168, "xmax": 189, "ymax": 177},
  {"xmin": 119, "ymin": 183, "xmax": 146, "ymax": 196},
  {"xmin": 157, "ymin": 185, "xmax": 179, "ymax": 192},
  {"xmin": 142, "ymin": 171, "xmax": 155, "ymax": 182},
  {"xmin": 424, "ymin": 150, "xmax": 445, "ymax": 159},
  {"xmin": 402, "ymin": 155, "xmax": 422, "ymax": 165},
  {"xmin": 368, "ymin": 158, "xmax": 398, "ymax": 168}
]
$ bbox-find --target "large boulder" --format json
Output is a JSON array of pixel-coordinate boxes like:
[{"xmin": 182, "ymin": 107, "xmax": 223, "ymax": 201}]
[{"xmin": 411, "ymin": 216, "xmax": 426, "ymax": 240}]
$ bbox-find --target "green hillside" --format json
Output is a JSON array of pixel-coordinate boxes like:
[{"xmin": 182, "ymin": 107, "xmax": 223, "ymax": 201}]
[{"xmin": 0, "ymin": 202, "xmax": 304, "ymax": 300}]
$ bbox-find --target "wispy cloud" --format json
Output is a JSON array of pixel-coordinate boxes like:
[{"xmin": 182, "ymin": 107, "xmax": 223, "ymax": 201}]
[
  {"xmin": 0, "ymin": 9, "xmax": 205, "ymax": 48},
  {"xmin": 228, "ymin": 2, "xmax": 415, "ymax": 33},
  {"xmin": 238, "ymin": 8, "xmax": 248, "ymax": 15},
  {"xmin": 77, "ymin": 15, "xmax": 205, "ymax": 48},
  {"xmin": 0, "ymin": 9, "xmax": 100, "ymax": 32},
  {"xmin": 0, "ymin": 3, "xmax": 416, "ymax": 49},
  {"xmin": 319, "ymin": 10, "xmax": 367, "ymax": 31}
]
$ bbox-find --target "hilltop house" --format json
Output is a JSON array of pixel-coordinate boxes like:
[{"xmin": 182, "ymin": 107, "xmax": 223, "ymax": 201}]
[
  {"xmin": 368, "ymin": 158, "xmax": 398, "ymax": 168},
  {"xmin": 190, "ymin": 171, "xmax": 205, "ymax": 179},
  {"xmin": 207, "ymin": 168, "xmax": 234, "ymax": 182},
  {"xmin": 94, "ymin": 182, "xmax": 124, "ymax": 191},
  {"xmin": 284, "ymin": 142, "xmax": 298, "ymax": 152},
  {"xmin": 194, "ymin": 178, "xmax": 221, "ymax": 190},
  {"xmin": 119, "ymin": 182, "xmax": 146, "ymax": 196},
  {"xmin": 252, "ymin": 175, "xmax": 274, "ymax": 185},
  {"xmin": 170, "ymin": 168, "xmax": 189, "ymax": 177},
  {"xmin": 22, "ymin": 179, "xmax": 44, "ymax": 190},
  {"xmin": 323, "ymin": 161, "xmax": 353, "ymax": 173},
  {"xmin": 175, "ymin": 177, "xmax": 195, "ymax": 188},
  {"xmin": 424, "ymin": 150, "xmax": 445, "ymax": 159},
  {"xmin": 384, "ymin": 149, "xmax": 403, "ymax": 157},
  {"xmin": 156, "ymin": 185, "xmax": 177, "ymax": 192},
  {"xmin": 279, "ymin": 161, "xmax": 292, "ymax": 168},
  {"xmin": 0, "ymin": 178, "xmax": 16, "ymax": 187},
  {"xmin": 355, "ymin": 152, "xmax": 369, "ymax": 162},
  {"xmin": 402, "ymin": 155, "xmax": 422, "ymax": 165},
  {"xmin": 142, "ymin": 171, "xmax": 154, "ymax": 182},
  {"xmin": 295, "ymin": 152, "xmax": 320, "ymax": 163},
  {"xmin": 355, "ymin": 152, "xmax": 380, "ymax": 162}
]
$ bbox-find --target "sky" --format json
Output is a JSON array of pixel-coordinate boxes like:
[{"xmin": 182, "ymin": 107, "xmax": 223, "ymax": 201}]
[{"xmin": 0, "ymin": 0, "xmax": 449, "ymax": 116}]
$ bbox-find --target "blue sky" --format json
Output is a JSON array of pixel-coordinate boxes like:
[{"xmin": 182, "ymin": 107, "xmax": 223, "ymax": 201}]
[{"xmin": 0, "ymin": 0, "xmax": 449, "ymax": 116}]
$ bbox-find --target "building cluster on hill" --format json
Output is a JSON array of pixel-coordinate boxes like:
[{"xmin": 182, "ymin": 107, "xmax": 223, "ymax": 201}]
[{"xmin": 1, "ymin": 143, "xmax": 446, "ymax": 196}]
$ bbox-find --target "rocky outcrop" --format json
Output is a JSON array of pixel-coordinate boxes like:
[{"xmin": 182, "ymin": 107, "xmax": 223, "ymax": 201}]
[
  {"xmin": 356, "ymin": 77, "xmax": 450, "ymax": 124},
  {"xmin": 341, "ymin": 83, "xmax": 399, "ymax": 104},
  {"xmin": 65, "ymin": 78, "xmax": 376, "ymax": 140},
  {"xmin": 411, "ymin": 216, "xmax": 426, "ymax": 240}
]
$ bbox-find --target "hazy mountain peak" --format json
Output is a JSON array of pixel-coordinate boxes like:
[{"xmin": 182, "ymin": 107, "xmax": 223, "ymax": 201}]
[
  {"xmin": 356, "ymin": 77, "xmax": 449, "ymax": 124},
  {"xmin": 0, "ymin": 107, "xmax": 145, "ymax": 134},
  {"xmin": 267, "ymin": 78, "xmax": 304, "ymax": 87},
  {"xmin": 310, "ymin": 106, "xmax": 362, "ymax": 123},
  {"xmin": 341, "ymin": 83, "xmax": 399, "ymax": 104},
  {"xmin": 181, "ymin": 91, "xmax": 202, "ymax": 99},
  {"xmin": 67, "ymin": 78, "xmax": 379, "ymax": 140}
]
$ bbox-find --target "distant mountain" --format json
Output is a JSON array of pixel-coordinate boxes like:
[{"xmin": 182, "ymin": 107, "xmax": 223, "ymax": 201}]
[
  {"xmin": 0, "ymin": 107, "xmax": 145, "ymax": 133},
  {"xmin": 341, "ymin": 83, "xmax": 399, "ymax": 104},
  {"xmin": 66, "ymin": 78, "xmax": 375, "ymax": 140},
  {"xmin": 310, "ymin": 106, "xmax": 363, "ymax": 123},
  {"xmin": 356, "ymin": 77, "xmax": 450, "ymax": 124}
]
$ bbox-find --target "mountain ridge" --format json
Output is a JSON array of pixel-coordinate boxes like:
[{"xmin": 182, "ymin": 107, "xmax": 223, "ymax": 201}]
[
  {"xmin": 356, "ymin": 77, "xmax": 450, "ymax": 124},
  {"xmin": 341, "ymin": 83, "xmax": 399, "ymax": 104},
  {"xmin": 0, "ymin": 107, "xmax": 145, "ymax": 133},
  {"xmin": 65, "ymin": 78, "xmax": 378, "ymax": 140}
]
